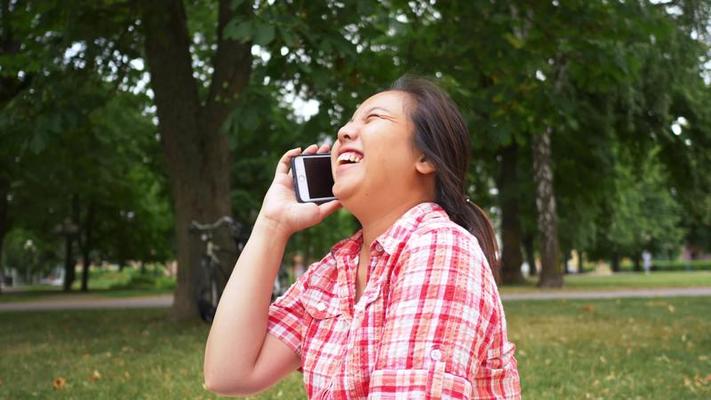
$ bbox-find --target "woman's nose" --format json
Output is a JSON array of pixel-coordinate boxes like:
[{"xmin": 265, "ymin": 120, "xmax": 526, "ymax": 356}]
[{"xmin": 337, "ymin": 121, "xmax": 357, "ymax": 142}]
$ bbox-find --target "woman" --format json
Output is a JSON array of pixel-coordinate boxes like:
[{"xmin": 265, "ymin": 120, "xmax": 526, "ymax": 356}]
[{"xmin": 204, "ymin": 76, "xmax": 521, "ymax": 399}]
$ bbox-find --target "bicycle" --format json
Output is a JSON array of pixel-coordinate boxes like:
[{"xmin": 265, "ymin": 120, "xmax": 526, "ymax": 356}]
[{"xmin": 189, "ymin": 216, "xmax": 248, "ymax": 323}]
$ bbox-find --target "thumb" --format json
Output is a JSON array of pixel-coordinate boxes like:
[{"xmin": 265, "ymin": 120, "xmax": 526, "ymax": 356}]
[{"xmin": 317, "ymin": 200, "xmax": 342, "ymax": 220}]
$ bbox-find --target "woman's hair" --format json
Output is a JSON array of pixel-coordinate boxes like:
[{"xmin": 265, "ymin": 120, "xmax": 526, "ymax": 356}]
[{"xmin": 391, "ymin": 75, "xmax": 500, "ymax": 279}]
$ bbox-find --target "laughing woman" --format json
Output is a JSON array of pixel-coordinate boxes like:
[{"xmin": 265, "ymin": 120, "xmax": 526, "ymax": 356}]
[{"xmin": 204, "ymin": 76, "xmax": 521, "ymax": 399}]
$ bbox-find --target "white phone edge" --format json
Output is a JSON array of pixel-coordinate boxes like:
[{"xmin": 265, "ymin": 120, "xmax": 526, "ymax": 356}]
[{"xmin": 292, "ymin": 156, "xmax": 311, "ymax": 202}]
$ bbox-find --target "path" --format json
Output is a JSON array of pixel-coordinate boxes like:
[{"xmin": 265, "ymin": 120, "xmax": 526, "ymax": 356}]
[{"xmin": 0, "ymin": 294, "xmax": 173, "ymax": 312}]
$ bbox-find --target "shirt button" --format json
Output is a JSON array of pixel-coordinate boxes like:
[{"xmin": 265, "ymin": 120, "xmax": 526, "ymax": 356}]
[
  {"xmin": 430, "ymin": 349, "xmax": 443, "ymax": 361},
  {"xmin": 374, "ymin": 243, "xmax": 383, "ymax": 252},
  {"xmin": 316, "ymin": 302, "xmax": 327, "ymax": 312}
]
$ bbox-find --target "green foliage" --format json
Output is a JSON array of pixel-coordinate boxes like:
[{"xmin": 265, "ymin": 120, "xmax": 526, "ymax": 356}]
[
  {"xmin": 2, "ymin": 0, "xmax": 710, "ymax": 289},
  {"xmin": 587, "ymin": 146, "xmax": 686, "ymax": 260},
  {"xmin": 618, "ymin": 259, "xmax": 711, "ymax": 272},
  {"xmin": 108, "ymin": 269, "xmax": 176, "ymax": 291},
  {"xmin": 1, "ymin": 228, "xmax": 59, "ymax": 280}
]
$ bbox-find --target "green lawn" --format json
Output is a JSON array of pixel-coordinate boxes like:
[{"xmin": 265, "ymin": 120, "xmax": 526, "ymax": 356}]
[
  {"xmin": 499, "ymin": 271, "xmax": 711, "ymax": 294},
  {"xmin": 1, "ymin": 297, "xmax": 709, "ymax": 399}
]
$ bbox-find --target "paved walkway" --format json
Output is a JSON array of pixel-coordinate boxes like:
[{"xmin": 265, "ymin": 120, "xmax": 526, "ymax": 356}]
[
  {"xmin": 0, "ymin": 294, "xmax": 173, "ymax": 312},
  {"xmin": 1, "ymin": 287, "xmax": 710, "ymax": 312}
]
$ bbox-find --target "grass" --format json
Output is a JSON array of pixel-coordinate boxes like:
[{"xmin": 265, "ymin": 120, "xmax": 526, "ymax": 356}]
[
  {"xmin": 1, "ymin": 297, "xmax": 709, "ymax": 399},
  {"xmin": 499, "ymin": 270, "xmax": 711, "ymax": 294}
]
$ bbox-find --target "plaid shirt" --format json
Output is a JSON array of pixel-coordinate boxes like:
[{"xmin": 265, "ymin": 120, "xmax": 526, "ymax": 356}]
[{"xmin": 268, "ymin": 202, "xmax": 521, "ymax": 399}]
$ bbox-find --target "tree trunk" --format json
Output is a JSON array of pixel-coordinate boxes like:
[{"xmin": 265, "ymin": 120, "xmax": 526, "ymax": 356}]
[
  {"xmin": 562, "ymin": 249, "xmax": 570, "ymax": 274},
  {"xmin": 611, "ymin": 253, "xmax": 620, "ymax": 273},
  {"xmin": 578, "ymin": 251, "xmax": 585, "ymax": 273},
  {"xmin": 80, "ymin": 202, "xmax": 96, "ymax": 292},
  {"xmin": 0, "ymin": 177, "xmax": 8, "ymax": 293},
  {"xmin": 62, "ymin": 195, "xmax": 80, "ymax": 291},
  {"xmin": 633, "ymin": 254, "xmax": 641, "ymax": 272},
  {"xmin": 498, "ymin": 144, "xmax": 525, "ymax": 284},
  {"xmin": 140, "ymin": 0, "xmax": 252, "ymax": 320},
  {"xmin": 533, "ymin": 127, "xmax": 563, "ymax": 288},
  {"xmin": 523, "ymin": 233, "xmax": 536, "ymax": 276}
]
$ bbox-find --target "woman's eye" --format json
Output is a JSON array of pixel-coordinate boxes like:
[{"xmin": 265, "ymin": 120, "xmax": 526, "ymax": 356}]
[{"xmin": 366, "ymin": 113, "xmax": 381, "ymax": 120}]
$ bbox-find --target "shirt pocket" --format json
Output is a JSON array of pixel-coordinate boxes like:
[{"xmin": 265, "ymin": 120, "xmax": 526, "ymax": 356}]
[
  {"xmin": 301, "ymin": 288, "xmax": 344, "ymax": 377},
  {"xmin": 369, "ymin": 363, "xmax": 473, "ymax": 400}
]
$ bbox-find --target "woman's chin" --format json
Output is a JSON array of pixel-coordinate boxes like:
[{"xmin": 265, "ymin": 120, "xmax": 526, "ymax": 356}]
[{"xmin": 332, "ymin": 182, "xmax": 350, "ymax": 201}]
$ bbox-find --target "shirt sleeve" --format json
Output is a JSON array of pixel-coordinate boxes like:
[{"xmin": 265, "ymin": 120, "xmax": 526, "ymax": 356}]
[
  {"xmin": 267, "ymin": 269, "xmax": 308, "ymax": 357},
  {"xmin": 368, "ymin": 228, "xmax": 521, "ymax": 400}
]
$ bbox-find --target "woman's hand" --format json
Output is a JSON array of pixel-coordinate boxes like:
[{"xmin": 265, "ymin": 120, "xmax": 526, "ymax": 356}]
[{"xmin": 257, "ymin": 144, "xmax": 341, "ymax": 237}]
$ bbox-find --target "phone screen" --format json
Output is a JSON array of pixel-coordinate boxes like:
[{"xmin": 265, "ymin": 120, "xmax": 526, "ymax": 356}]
[{"xmin": 303, "ymin": 156, "xmax": 334, "ymax": 199}]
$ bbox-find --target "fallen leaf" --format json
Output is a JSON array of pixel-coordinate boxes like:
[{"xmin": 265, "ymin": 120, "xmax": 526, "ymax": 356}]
[
  {"xmin": 53, "ymin": 377, "xmax": 66, "ymax": 390},
  {"xmin": 668, "ymin": 304, "xmax": 676, "ymax": 313},
  {"xmin": 599, "ymin": 356, "xmax": 607, "ymax": 364},
  {"xmin": 705, "ymin": 374, "xmax": 711, "ymax": 383},
  {"xmin": 581, "ymin": 304, "xmax": 595, "ymax": 313},
  {"xmin": 124, "ymin": 371, "xmax": 131, "ymax": 379},
  {"xmin": 89, "ymin": 370, "xmax": 102, "ymax": 382}
]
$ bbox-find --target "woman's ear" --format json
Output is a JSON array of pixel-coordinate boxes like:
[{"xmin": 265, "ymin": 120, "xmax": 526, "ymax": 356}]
[{"xmin": 415, "ymin": 154, "xmax": 436, "ymax": 175}]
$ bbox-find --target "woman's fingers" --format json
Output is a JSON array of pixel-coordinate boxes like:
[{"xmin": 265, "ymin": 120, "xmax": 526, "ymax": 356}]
[
  {"xmin": 317, "ymin": 200, "xmax": 342, "ymax": 220},
  {"xmin": 275, "ymin": 147, "xmax": 302, "ymax": 176},
  {"xmin": 301, "ymin": 144, "xmax": 319, "ymax": 155},
  {"xmin": 275, "ymin": 143, "xmax": 330, "ymax": 179}
]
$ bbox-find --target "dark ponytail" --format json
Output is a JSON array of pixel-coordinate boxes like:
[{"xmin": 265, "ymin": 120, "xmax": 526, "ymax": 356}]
[{"xmin": 391, "ymin": 76, "xmax": 500, "ymax": 280}]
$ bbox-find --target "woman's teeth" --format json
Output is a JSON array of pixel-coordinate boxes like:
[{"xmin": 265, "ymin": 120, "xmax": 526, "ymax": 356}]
[{"xmin": 337, "ymin": 151, "xmax": 363, "ymax": 164}]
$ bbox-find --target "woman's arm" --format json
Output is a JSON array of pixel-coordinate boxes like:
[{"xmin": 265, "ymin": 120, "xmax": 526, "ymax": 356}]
[{"xmin": 203, "ymin": 144, "xmax": 340, "ymax": 396}]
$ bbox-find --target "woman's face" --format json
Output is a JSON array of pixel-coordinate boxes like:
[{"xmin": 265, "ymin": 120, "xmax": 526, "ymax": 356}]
[{"xmin": 331, "ymin": 90, "xmax": 430, "ymax": 212}]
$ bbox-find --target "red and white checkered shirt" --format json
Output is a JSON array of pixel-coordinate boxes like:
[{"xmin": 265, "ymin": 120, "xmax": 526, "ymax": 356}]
[{"xmin": 268, "ymin": 202, "xmax": 521, "ymax": 399}]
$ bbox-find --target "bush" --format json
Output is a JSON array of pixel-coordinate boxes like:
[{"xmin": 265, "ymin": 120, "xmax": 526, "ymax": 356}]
[
  {"xmin": 652, "ymin": 259, "xmax": 711, "ymax": 271},
  {"xmin": 619, "ymin": 258, "xmax": 711, "ymax": 272},
  {"xmin": 108, "ymin": 269, "xmax": 176, "ymax": 291}
]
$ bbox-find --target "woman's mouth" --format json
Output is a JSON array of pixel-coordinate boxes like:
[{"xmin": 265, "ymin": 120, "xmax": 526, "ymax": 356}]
[{"xmin": 337, "ymin": 151, "xmax": 363, "ymax": 165}]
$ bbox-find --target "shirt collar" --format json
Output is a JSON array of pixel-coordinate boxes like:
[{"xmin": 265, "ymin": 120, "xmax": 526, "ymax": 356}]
[
  {"xmin": 330, "ymin": 202, "xmax": 448, "ymax": 259},
  {"xmin": 375, "ymin": 202, "xmax": 448, "ymax": 254}
]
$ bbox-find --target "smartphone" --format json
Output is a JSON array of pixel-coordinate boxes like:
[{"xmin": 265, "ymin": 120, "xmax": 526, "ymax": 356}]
[{"xmin": 290, "ymin": 153, "xmax": 336, "ymax": 204}]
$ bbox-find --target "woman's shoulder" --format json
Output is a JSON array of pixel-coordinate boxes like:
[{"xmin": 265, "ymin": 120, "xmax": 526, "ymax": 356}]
[
  {"xmin": 410, "ymin": 216, "xmax": 482, "ymax": 253},
  {"xmin": 402, "ymin": 217, "xmax": 493, "ymax": 284}
]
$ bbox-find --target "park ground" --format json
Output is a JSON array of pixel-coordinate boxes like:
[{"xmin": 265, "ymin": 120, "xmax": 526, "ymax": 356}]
[
  {"xmin": 0, "ymin": 271, "xmax": 710, "ymax": 399},
  {"xmin": 2, "ymin": 269, "xmax": 711, "ymax": 303}
]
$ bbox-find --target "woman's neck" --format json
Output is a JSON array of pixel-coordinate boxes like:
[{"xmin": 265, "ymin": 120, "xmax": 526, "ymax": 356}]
[{"xmin": 358, "ymin": 198, "xmax": 429, "ymax": 248}]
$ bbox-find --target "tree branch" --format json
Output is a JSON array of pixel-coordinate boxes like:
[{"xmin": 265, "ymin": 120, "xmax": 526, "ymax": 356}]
[{"xmin": 204, "ymin": 0, "xmax": 253, "ymax": 131}]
